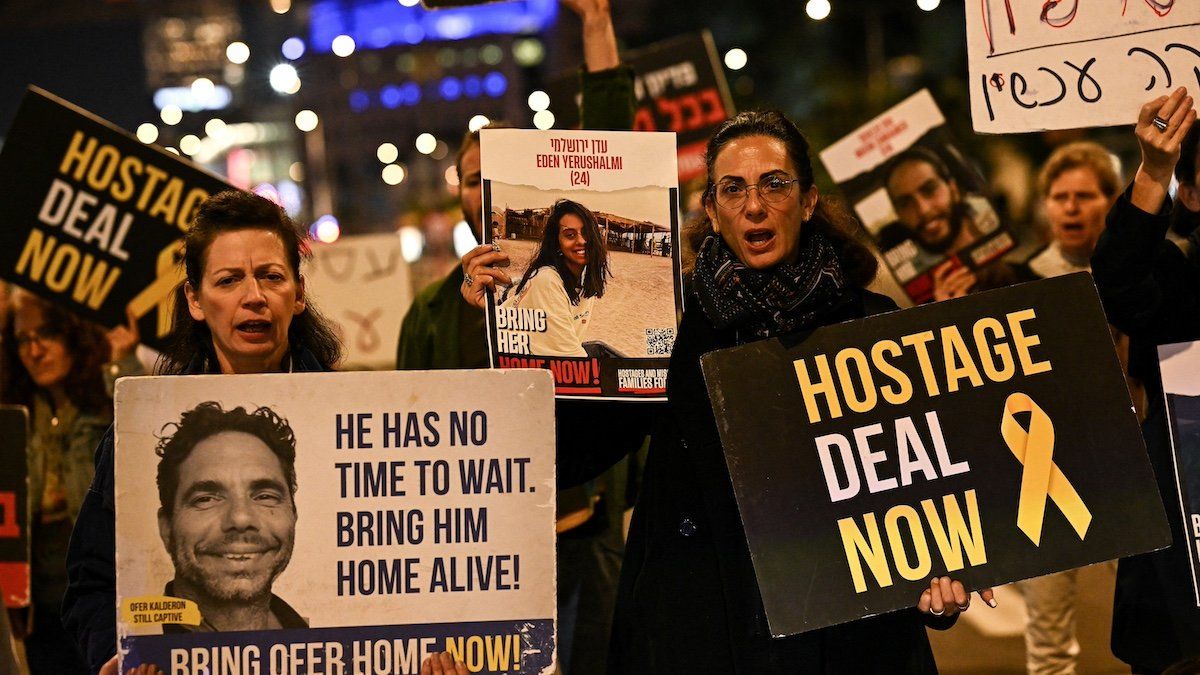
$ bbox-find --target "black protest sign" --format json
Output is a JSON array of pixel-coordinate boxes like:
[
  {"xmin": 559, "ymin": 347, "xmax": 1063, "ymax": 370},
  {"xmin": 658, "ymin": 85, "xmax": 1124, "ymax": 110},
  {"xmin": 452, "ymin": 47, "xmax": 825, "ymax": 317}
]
[
  {"xmin": 0, "ymin": 87, "xmax": 234, "ymax": 350},
  {"xmin": 0, "ymin": 406, "xmax": 29, "ymax": 609},
  {"xmin": 545, "ymin": 31, "xmax": 733, "ymax": 182},
  {"xmin": 700, "ymin": 273, "xmax": 1169, "ymax": 635}
]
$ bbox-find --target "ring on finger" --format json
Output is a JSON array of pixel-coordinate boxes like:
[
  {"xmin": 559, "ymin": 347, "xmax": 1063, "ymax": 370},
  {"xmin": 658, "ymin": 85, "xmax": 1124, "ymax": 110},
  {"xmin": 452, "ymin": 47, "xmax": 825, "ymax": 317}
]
[
  {"xmin": 1153, "ymin": 116, "xmax": 1169, "ymax": 131},
  {"xmin": 929, "ymin": 607, "xmax": 945, "ymax": 616},
  {"xmin": 464, "ymin": 273, "xmax": 474, "ymax": 287},
  {"xmin": 956, "ymin": 602, "xmax": 970, "ymax": 611}
]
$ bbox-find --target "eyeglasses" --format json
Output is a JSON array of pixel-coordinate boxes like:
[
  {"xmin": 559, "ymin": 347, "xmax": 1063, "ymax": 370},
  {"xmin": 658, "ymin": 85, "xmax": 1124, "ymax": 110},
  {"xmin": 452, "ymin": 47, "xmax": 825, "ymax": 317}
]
[
  {"xmin": 712, "ymin": 175, "xmax": 800, "ymax": 210},
  {"xmin": 14, "ymin": 326, "xmax": 65, "ymax": 352}
]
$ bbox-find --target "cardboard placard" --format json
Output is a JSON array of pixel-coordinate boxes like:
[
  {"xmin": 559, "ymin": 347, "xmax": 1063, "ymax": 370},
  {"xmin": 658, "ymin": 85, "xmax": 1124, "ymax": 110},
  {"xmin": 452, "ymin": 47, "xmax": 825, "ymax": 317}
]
[
  {"xmin": 480, "ymin": 128, "xmax": 682, "ymax": 400},
  {"xmin": 0, "ymin": 87, "xmax": 234, "ymax": 350},
  {"xmin": 545, "ymin": 31, "xmax": 734, "ymax": 182},
  {"xmin": 306, "ymin": 234, "xmax": 413, "ymax": 370},
  {"xmin": 0, "ymin": 406, "xmax": 30, "ymax": 609},
  {"xmin": 115, "ymin": 370, "xmax": 556, "ymax": 673},
  {"xmin": 966, "ymin": 0, "xmax": 1200, "ymax": 133},
  {"xmin": 701, "ymin": 274, "xmax": 1168, "ymax": 635},
  {"xmin": 1159, "ymin": 340, "xmax": 1200, "ymax": 607},
  {"xmin": 821, "ymin": 90, "xmax": 1014, "ymax": 305}
]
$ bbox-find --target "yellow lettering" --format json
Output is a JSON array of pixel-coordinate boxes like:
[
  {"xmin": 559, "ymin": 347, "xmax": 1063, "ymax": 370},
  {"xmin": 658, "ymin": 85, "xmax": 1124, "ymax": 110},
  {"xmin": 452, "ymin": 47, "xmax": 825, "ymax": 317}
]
[
  {"xmin": 901, "ymin": 331, "xmax": 940, "ymax": 397},
  {"xmin": 147, "ymin": 177, "xmax": 183, "ymax": 224},
  {"xmin": 15, "ymin": 230, "xmax": 55, "ymax": 280},
  {"xmin": 45, "ymin": 244, "xmax": 81, "ymax": 293},
  {"xmin": 85, "ymin": 144, "xmax": 120, "ymax": 192},
  {"xmin": 72, "ymin": 256, "xmax": 121, "ymax": 309},
  {"xmin": 871, "ymin": 339, "xmax": 913, "ymax": 406},
  {"xmin": 973, "ymin": 317, "xmax": 1015, "ymax": 382},
  {"xmin": 941, "ymin": 325, "xmax": 985, "ymax": 393},
  {"xmin": 838, "ymin": 513, "xmax": 893, "ymax": 593},
  {"xmin": 58, "ymin": 131, "xmax": 96, "ymax": 181},
  {"xmin": 885, "ymin": 504, "xmax": 931, "ymax": 581},
  {"xmin": 111, "ymin": 155, "xmax": 142, "ymax": 202},
  {"xmin": 1008, "ymin": 309, "xmax": 1052, "ymax": 376},
  {"xmin": 922, "ymin": 489, "xmax": 987, "ymax": 572},
  {"xmin": 834, "ymin": 348, "xmax": 877, "ymax": 414},
  {"xmin": 795, "ymin": 355, "xmax": 843, "ymax": 424}
]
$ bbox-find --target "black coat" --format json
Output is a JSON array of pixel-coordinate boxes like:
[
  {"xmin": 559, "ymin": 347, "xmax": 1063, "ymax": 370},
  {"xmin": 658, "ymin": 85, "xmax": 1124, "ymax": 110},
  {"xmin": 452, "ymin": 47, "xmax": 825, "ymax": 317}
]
[
  {"xmin": 1091, "ymin": 189, "xmax": 1200, "ymax": 670},
  {"xmin": 608, "ymin": 287, "xmax": 954, "ymax": 674}
]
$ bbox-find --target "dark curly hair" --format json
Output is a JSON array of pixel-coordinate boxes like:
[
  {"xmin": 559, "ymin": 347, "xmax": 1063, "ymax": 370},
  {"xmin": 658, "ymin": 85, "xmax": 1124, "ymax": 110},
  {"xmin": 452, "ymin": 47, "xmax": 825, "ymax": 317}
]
[
  {"xmin": 685, "ymin": 110, "xmax": 878, "ymax": 287},
  {"xmin": 1, "ymin": 290, "xmax": 112, "ymax": 416},
  {"xmin": 155, "ymin": 401, "xmax": 298, "ymax": 516},
  {"xmin": 158, "ymin": 190, "xmax": 342, "ymax": 374}
]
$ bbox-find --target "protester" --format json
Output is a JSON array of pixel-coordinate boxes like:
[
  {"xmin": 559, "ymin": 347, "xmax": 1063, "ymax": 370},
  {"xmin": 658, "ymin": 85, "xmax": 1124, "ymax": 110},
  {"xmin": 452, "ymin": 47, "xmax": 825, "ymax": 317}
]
[
  {"xmin": 398, "ymin": 1, "xmax": 641, "ymax": 673},
  {"xmin": 498, "ymin": 198, "xmax": 611, "ymax": 357},
  {"xmin": 1013, "ymin": 140, "xmax": 1122, "ymax": 675},
  {"xmin": 60, "ymin": 189, "xmax": 342, "ymax": 675},
  {"xmin": 1091, "ymin": 86, "xmax": 1200, "ymax": 672},
  {"xmin": 0, "ymin": 290, "xmax": 141, "ymax": 674},
  {"xmin": 466, "ymin": 110, "xmax": 993, "ymax": 672}
]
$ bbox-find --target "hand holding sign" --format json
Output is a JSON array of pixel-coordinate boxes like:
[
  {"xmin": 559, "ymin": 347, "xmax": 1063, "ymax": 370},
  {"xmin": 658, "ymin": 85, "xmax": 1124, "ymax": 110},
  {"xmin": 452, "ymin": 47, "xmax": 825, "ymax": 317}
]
[
  {"xmin": 420, "ymin": 652, "xmax": 469, "ymax": 675},
  {"xmin": 916, "ymin": 577, "xmax": 996, "ymax": 617},
  {"xmin": 460, "ymin": 244, "xmax": 511, "ymax": 311}
]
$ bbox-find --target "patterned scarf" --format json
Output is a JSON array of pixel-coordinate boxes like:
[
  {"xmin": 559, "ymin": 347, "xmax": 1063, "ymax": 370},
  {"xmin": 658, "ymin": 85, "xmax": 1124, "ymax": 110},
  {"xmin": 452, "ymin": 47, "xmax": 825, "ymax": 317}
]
[{"xmin": 692, "ymin": 231, "xmax": 847, "ymax": 338}]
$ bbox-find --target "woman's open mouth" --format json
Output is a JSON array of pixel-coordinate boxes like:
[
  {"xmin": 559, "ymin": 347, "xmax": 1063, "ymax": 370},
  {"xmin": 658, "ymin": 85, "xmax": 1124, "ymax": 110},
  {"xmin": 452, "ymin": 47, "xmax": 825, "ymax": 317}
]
[
  {"xmin": 744, "ymin": 229, "xmax": 776, "ymax": 252},
  {"xmin": 236, "ymin": 320, "xmax": 273, "ymax": 341}
]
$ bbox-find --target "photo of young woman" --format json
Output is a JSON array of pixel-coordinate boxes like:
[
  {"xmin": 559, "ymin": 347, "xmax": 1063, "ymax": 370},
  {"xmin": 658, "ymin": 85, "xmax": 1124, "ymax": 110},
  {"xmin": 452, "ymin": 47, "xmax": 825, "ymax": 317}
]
[{"xmin": 498, "ymin": 199, "xmax": 612, "ymax": 358}]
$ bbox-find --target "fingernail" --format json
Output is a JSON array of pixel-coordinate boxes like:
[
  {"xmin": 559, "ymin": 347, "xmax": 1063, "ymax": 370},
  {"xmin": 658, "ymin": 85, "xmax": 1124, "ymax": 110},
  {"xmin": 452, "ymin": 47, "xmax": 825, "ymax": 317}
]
[{"xmin": 985, "ymin": 597, "xmax": 997, "ymax": 608}]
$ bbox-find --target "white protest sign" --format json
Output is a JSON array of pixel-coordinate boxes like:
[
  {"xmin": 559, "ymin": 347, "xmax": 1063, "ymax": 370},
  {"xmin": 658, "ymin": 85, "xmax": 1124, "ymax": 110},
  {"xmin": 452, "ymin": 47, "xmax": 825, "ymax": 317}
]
[
  {"xmin": 115, "ymin": 370, "xmax": 556, "ymax": 674},
  {"xmin": 966, "ymin": 1, "xmax": 1200, "ymax": 133},
  {"xmin": 480, "ymin": 128, "xmax": 682, "ymax": 400},
  {"xmin": 306, "ymin": 233, "xmax": 412, "ymax": 369}
]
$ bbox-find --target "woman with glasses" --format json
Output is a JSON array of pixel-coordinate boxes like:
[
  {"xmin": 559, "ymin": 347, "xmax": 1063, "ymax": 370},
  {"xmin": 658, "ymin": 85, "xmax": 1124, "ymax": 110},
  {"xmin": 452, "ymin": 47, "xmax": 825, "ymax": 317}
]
[
  {"xmin": 496, "ymin": 198, "xmax": 612, "ymax": 358},
  {"xmin": 465, "ymin": 110, "xmax": 991, "ymax": 672},
  {"xmin": 0, "ymin": 291, "xmax": 141, "ymax": 674}
]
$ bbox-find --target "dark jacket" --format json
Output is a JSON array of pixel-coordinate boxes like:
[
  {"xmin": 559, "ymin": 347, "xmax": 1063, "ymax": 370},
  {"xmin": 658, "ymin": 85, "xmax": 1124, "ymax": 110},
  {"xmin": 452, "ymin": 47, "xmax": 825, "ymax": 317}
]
[
  {"xmin": 61, "ymin": 346, "xmax": 328, "ymax": 674},
  {"xmin": 1091, "ymin": 188, "xmax": 1200, "ymax": 670},
  {"xmin": 608, "ymin": 287, "xmax": 953, "ymax": 674}
]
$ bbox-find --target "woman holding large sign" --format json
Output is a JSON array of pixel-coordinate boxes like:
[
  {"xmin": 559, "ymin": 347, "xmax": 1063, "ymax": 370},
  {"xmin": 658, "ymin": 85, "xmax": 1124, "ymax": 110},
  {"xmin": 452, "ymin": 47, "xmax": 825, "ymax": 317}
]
[
  {"xmin": 60, "ymin": 190, "xmax": 343, "ymax": 674},
  {"xmin": 464, "ymin": 111, "xmax": 992, "ymax": 671}
]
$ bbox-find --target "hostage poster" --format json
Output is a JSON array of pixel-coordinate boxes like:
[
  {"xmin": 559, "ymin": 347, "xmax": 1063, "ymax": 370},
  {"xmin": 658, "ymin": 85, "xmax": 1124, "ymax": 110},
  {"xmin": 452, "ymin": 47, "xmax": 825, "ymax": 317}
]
[
  {"xmin": 701, "ymin": 274, "xmax": 1168, "ymax": 635},
  {"xmin": 480, "ymin": 128, "xmax": 682, "ymax": 400},
  {"xmin": 0, "ymin": 87, "xmax": 235, "ymax": 350},
  {"xmin": 114, "ymin": 370, "xmax": 557, "ymax": 674},
  {"xmin": 0, "ymin": 406, "xmax": 30, "ymax": 609},
  {"xmin": 819, "ymin": 89, "xmax": 1015, "ymax": 305},
  {"xmin": 1159, "ymin": 340, "xmax": 1200, "ymax": 607}
]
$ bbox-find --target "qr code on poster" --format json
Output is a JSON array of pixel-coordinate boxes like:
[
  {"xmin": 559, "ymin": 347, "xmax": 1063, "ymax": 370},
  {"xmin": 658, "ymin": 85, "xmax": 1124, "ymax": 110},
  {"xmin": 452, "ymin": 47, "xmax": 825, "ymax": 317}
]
[{"xmin": 645, "ymin": 328, "xmax": 676, "ymax": 356}]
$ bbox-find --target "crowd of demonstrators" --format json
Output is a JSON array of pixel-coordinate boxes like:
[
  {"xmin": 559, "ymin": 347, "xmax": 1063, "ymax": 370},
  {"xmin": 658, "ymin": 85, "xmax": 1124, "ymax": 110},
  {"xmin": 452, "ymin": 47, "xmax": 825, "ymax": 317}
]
[
  {"xmin": 0, "ymin": 8, "xmax": 1195, "ymax": 675},
  {"xmin": 0, "ymin": 290, "xmax": 141, "ymax": 673},
  {"xmin": 1092, "ymin": 87, "xmax": 1200, "ymax": 672}
]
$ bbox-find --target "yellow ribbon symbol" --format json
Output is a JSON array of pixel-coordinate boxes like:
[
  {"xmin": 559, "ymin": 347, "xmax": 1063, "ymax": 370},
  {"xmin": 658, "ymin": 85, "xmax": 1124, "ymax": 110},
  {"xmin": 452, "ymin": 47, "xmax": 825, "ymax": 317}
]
[
  {"xmin": 126, "ymin": 239, "xmax": 185, "ymax": 339},
  {"xmin": 1000, "ymin": 393, "xmax": 1091, "ymax": 546}
]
